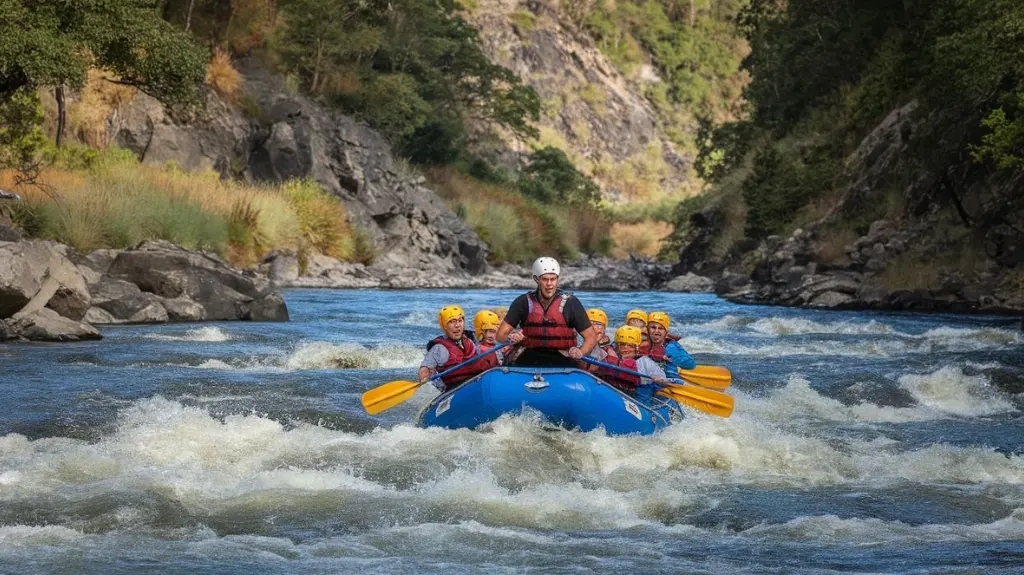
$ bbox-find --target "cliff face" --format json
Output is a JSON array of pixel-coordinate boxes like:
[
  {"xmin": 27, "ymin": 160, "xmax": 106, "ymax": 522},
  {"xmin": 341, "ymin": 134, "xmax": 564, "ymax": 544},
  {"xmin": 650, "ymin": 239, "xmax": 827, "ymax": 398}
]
[
  {"xmin": 675, "ymin": 101, "xmax": 1024, "ymax": 315},
  {"xmin": 110, "ymin": 58, "xmax": 489, "ymax": 275},
  {"xmin": 463, "ymin": 0, "xmax": 694, "ymax": 200}
]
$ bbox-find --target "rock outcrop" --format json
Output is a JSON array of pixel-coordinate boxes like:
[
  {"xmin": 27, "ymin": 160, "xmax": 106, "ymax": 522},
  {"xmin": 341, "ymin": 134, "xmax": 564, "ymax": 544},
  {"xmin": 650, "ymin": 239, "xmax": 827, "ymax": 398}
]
[
  {"xmin": 464, "ymin": 0, "xmax": 692, "ymax": 199},
  {"xmin": 111, "ymin": 59, "xmax": 489, "ymax": 275},
  {"xmin": 677, "ymin": 100, "xmax": 1024, "ymax": 315},
  {"xmin": 1, "ymin": 238, "xmax": 289, "ymax": 342},
  {"xmin": 1, "ymin": 240, "xmax": 100, "ymax": 341}
]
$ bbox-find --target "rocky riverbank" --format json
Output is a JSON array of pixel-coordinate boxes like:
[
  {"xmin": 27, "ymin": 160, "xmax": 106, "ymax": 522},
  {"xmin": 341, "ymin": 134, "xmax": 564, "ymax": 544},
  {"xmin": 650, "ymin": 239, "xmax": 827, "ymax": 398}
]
[
  {"xmin": 259, "ymin": 250, "xmax": 696, "ymax": 292},
  {"xmin": 0, "ymin": 236, "xmax": 288, "ymax": 342}
]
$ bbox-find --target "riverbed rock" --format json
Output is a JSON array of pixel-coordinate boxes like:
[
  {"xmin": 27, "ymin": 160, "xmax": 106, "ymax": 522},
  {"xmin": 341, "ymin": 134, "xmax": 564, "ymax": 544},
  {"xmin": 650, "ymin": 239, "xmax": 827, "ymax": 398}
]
[
  {"xmin": 106, "ymin": 240, "xmax": 288, "ymax": 322},
  {"xmin": 160, "ymin": 297, "xmax": 206, "ymax": 322},
  {"xmin": 663, "ymin": 273, "xmax": 715, "ymax": 293},
  {"xmin": 0, "ymin": 240, "xmax": 91, "ymax": 320},
  {"xmin": 87, "ymin": 278, "xmax": 165, "ymax": 324},
  {"xmin": 7, "ymin": 308, "xmax": 101, "ymax": 342}
]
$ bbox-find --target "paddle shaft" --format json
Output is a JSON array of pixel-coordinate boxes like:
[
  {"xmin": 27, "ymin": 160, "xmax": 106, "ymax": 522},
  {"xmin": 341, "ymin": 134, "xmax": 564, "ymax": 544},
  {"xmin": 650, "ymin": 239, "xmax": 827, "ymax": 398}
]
[{"xmin": 427, "ymin": 341, "xmax": 508, "ymax": 384}]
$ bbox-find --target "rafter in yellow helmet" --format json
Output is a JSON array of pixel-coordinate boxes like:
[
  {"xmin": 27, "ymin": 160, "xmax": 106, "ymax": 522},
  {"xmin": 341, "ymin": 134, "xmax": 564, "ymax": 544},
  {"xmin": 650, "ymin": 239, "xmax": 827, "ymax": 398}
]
[
  {"xmin": 438, "ymin": 305, "xmax": 465, "ymax": 332},
  {"xmin": 648, "ymin": 311, "xmax": 670, "ymax": 330},
  {"xmin": 614, "ymin": 325, "xmax": 643, "ymax": 347}
]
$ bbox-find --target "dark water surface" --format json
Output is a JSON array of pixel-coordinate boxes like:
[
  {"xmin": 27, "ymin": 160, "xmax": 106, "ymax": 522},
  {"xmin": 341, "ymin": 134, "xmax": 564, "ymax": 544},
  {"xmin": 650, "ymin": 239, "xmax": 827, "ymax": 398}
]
[{"xmin": 1, "ymin": 289, "xmax": 1022, "ymax": 574}]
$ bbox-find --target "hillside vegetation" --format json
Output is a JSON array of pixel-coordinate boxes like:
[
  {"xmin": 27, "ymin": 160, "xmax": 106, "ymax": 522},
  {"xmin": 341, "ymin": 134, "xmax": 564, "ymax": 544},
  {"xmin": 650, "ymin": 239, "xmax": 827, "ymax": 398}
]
[
  {"xmin": 666, "ymin": 0, "xmax": 1024, "ymax": 274},
  {"xmin": 2, "ymin": 147, "xmax": 371, "ymax": 269}
]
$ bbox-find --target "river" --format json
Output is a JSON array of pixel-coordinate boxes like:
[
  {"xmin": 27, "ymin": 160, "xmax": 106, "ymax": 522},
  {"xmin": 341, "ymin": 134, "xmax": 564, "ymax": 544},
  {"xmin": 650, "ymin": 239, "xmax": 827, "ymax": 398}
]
[{"xmin": 1, "ymin": 289, "xmax": 1022, "ymax": 574}]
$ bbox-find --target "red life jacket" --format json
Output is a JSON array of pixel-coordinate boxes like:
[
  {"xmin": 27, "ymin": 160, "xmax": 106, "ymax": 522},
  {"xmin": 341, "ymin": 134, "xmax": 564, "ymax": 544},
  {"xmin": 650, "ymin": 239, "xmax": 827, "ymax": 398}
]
[
  {"xmin": 428, "ymin": 336, "xmax": 480, "ymax": 390},
  {"xmin": 474, "ymin": 342, "xmax": 501, "ymax": 371},
  {"xmin": 640, "ymin": 341, "xmax": 666, "ymax": 363},
  {"xmin": 598, "ymin": 356, "xmax": 641, "ymax": 393},
  {"xmin": 522, "ymin": 291, "xmax": 578, "ymax": 350}
]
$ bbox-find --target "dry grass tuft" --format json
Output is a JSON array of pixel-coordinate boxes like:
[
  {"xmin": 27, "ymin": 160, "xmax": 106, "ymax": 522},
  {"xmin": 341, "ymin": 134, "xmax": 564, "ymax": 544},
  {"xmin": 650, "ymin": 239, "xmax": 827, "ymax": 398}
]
[
  {"xmin": 65, "ymin": 69, "xmax": 136, "ymax": 147},
  {"xmin": 610, "ymin": 219, "xmax": 673, "ymax": 259},
  {"xmin": 207, "ymin": 48, "xmax": 242, "ymax": 101}
]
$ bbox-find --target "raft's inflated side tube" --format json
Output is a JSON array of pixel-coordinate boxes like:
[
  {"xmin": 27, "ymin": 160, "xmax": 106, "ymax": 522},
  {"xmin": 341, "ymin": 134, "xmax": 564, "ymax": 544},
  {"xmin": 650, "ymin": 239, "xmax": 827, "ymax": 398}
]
[{"xmin": 416, "ymin": 367, "xmax": 681, "ymax": 436}]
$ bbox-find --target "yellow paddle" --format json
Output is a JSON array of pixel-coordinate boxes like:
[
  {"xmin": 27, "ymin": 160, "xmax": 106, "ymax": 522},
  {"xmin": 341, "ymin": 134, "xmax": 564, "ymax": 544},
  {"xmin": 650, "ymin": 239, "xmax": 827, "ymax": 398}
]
[
  {"xmin": 657, "ymin": 384, "xmax": 734, "ymax": 418},
  {"xmin": 677, "ymin": 365, "xmax": 732, "ymax": 390},
  {"xmin": 361, "ymin": 343, "xmax": 507, "ymax": 415},
  {"xmin": 581, "ymin": 356, "xmax": 734, "ymax": 418}
]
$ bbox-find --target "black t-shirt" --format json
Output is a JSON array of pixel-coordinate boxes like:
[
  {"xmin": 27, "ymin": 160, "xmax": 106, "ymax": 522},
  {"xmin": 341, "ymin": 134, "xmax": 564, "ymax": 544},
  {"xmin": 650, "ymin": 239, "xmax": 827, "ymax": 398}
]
[{"xmin": 504, "ymin": 290, "xmax": 592, "ymax": 334}]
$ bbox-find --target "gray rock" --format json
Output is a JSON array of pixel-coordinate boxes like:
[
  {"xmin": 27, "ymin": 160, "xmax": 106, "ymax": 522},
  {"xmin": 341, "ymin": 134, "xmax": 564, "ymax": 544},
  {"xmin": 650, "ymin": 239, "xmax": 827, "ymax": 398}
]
[
  {"xmin": 663, "ymin": 273, "xmax": 715, "ymax": 293},
  {"xmin": 106, "ymin": 240, "xmax": 287, "ymax": 321},
  {"xmin": 264, "ymin": 250, "xmax": 300, "ymax": 285},
  {"xmin": 83, "ymin": 306, "xmax": 118, "ymax": 325},
  {"xmin": 160, "ymin": 297, "xmax": 206, "ymax": 322},
  {"xmin": 7, "ymin": 308, "xmax": 101, "ymax": 341},
  {"xmin": 87, "ymin": 278, "xmax": 168, "ymax": 324},
  {"xmin": 0, "ymin": 223, "xmax": 22, "ymax": 242},
  {"xmin": 113, "ymin": 90, "xmax": 252, "ymax": 176},
  {"xmin": 809, "ymin": 291, "xmax": 855, "ymax": 308},
  {"xmin": 0, "ymin": 240, "xmax": 90, "ymax": 320},
  {"xmin": 247, "ymin": 293, "xmax": 289, "ymax": 322}
]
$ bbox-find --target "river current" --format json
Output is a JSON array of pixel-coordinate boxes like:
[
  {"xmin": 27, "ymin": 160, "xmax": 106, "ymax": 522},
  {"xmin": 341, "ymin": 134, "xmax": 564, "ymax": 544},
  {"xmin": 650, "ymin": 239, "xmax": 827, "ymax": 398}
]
[{"xmin": 1, "ymin": 289, "xmax": 1022, "ymax": 574}]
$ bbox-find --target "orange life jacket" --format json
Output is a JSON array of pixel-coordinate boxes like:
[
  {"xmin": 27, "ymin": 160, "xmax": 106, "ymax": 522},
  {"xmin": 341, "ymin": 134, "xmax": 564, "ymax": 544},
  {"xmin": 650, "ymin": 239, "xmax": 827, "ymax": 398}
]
[
  {"xmin": 598, "ymin": 356, "xmax": 641, "ymax": 393},
  {"xmin": 522, "ymin": 291, "xmax": 578, "ymax": 350},
  {"xmin": 428, "ymin": 336, "xmax": 480, "ymax": 390}
]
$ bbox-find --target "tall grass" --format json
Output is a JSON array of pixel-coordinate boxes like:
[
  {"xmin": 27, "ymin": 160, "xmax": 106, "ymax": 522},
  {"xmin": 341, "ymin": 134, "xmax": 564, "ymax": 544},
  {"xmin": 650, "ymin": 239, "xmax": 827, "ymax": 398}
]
[
  {"xmin": 425, "ymin": 167, "xmax": 611, "ymax": 264},
  {"xmin": 2, "ymin": 148, "xmax": 367, "ymax": 268}
]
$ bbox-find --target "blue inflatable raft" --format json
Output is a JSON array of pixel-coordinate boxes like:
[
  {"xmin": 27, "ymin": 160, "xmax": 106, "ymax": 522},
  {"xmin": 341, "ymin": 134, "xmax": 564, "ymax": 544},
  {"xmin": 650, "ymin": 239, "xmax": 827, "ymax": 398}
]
[{"xmin": 416, "ymin": 366, "xmax": 682, "ymax": 436}]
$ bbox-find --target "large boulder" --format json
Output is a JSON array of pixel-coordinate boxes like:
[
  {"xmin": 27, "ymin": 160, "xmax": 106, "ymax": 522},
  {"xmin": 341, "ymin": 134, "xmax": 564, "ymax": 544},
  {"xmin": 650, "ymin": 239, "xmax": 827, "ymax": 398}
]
[
  {"xmin": 7, "ymin": 308, "xmax": 101, "ymax": 342},
  {"xmin": 0, "ymin": 240, "xmax": 90, "ymax": 320},
  {"xmin": 663, "ymin": 273, "xmax": 715, "ymax": 293},
  {"xmin": 87, "ymin": 278, "xmax": 169, "ymax": 324},
  {"xmin": 105, "ymin": 240, "xmax": 288, "ymax": 321}
]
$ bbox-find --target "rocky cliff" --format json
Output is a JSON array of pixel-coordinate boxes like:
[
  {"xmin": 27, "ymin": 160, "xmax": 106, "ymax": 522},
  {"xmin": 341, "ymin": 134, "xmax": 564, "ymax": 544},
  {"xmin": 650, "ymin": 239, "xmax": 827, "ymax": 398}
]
[
  {"xmin": 110, "ymin": 58, "xmax": 489, "ymax": 276},
  {"xmin": 673, "ymin": 101, "xmax": 1024, "ymax": 315},
  {"xmin": 463, "ymin": 0, "xmax": 693, "ymax": 200}
]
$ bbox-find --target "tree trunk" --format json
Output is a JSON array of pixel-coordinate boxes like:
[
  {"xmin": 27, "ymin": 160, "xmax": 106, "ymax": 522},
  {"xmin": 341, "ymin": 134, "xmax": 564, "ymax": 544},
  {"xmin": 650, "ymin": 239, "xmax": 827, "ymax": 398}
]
[
  {"xmin": 311, "ymin": 39, "xmax": 323, "ymax": 92},
  {"xmin": 689, "ymin": 0, "xmax": 696, "ymax": 26},
  {"xmin": 185, "ymin": 0, "xmax": 195, "ymax": 31},
  {"xmin": 55, "ymin": 85, "xmax": 66, "ymax": 149}
]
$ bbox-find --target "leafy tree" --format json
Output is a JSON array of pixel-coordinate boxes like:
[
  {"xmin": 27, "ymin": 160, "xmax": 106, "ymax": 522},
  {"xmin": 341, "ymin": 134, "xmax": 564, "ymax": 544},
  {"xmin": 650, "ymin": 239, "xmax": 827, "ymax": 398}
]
[
  {"xmin": 273, "ymin": 0, "xmax": 539, "ymax": 162},
  {"xmin": 517, "ymin": 146, "xmax": 600, "ymax": 207},
  {"xmin": 0, "ymin": 0, "xmax": 207, "ymax": 163}
]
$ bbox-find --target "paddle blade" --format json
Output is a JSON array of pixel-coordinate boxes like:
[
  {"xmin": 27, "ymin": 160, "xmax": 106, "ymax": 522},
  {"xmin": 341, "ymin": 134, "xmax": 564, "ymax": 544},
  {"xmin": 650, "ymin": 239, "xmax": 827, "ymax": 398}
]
[
  {"xmin": 362, "ymin": 380, "xmax": 422, "ymax": 415},
  {"xmin": 659, "ymin": 383, "xmax": 734, "ymax": 418},
  {"xmin": 677, "ymin": 365, "xmax": 733, "ymax": 390}
]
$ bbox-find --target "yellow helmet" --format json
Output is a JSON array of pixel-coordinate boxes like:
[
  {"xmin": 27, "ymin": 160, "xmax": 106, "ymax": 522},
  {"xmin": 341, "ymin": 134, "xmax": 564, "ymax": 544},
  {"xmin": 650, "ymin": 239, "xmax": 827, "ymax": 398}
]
[
  {"xmin": 438, "ymin": 305, "xmax": 465, "ymax": 332},
  {"xmin": 648, "ymin": 311, "xmax": 670, "ymax": 330},
  {"xmin": 586, "ymin": 308, "xmax": 608, "ymax": 326},
  {"xmin": 474, "ymin": 310, "xmax": 500, "ymax": 339},
  {"xmin": 625, "ymin": 309, "xmax": 648, "ymax": 326},
  {"xmin": 614, "ymin": 325, "xmax": 643, "ymax": 347}
]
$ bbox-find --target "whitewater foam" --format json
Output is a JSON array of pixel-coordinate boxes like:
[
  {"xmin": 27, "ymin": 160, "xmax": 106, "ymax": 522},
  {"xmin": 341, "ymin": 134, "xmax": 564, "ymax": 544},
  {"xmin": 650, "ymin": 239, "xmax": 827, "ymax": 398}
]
[
  {"xmin": 145, "ymin": 327, "xmax": 234, "ymax": 342},
  {"xmin": 899, "ymin": 366, "xmax": 1015, "ymax": 416},
  {"xmin": 743, "ymin": 508, "xmax": 1024, "ymax": 544}
]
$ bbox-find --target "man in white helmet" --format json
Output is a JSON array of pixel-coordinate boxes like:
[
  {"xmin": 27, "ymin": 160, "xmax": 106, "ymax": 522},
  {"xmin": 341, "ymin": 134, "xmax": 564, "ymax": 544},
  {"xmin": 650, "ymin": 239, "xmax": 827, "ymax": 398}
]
[{"xmin": 496, "ymin": 256, "xmax": 598, "ymax": 367}]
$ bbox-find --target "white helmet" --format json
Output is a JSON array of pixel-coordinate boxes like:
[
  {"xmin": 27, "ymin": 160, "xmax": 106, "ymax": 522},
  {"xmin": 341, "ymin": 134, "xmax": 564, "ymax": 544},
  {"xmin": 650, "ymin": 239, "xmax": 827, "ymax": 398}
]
[{"xmin": 532, "ymin": 256, "xmax": 560, "ymax": 278}]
